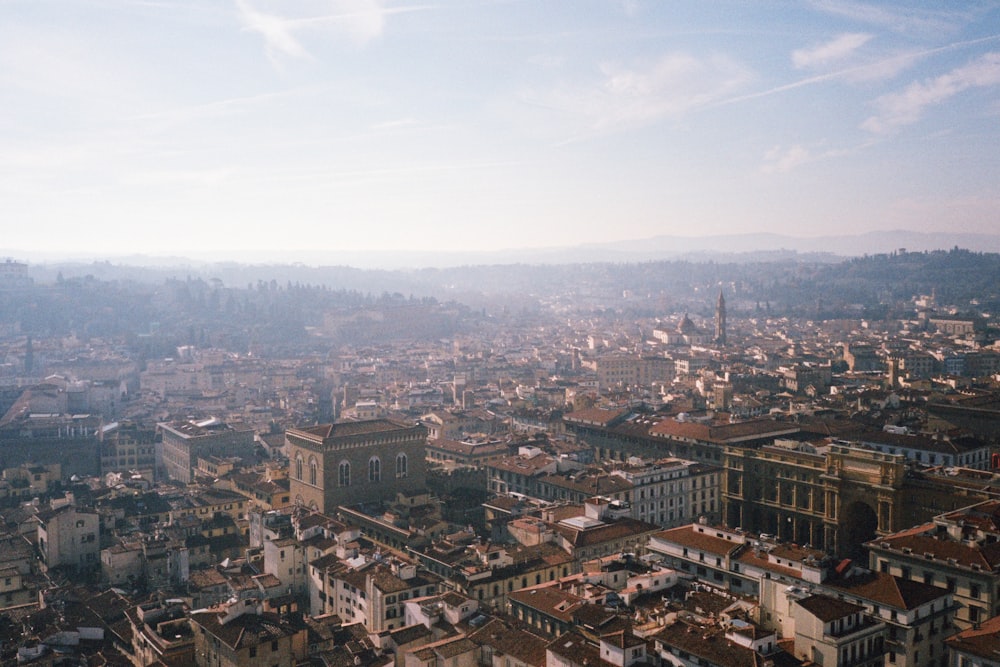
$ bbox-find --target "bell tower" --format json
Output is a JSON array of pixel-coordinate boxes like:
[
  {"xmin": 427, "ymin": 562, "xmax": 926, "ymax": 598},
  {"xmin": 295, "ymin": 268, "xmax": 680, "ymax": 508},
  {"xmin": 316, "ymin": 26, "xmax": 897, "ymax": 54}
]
[{"xmin": 715, "ymin": 290, "xmax": 726, "ymax": 346}]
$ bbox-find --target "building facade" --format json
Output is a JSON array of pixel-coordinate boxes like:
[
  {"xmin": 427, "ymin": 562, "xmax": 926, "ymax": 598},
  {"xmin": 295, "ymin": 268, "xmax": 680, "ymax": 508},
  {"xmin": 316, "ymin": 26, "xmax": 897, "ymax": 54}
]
[
  {"xmin": 723, "ymin": 441, "xmax": 908, "ymax": 557},
  {"xmin": 286, "ymin": 419, "xmax": 427, "ymax": 513},
  {"xmin": 158, "ymin": 418, "xmax": 255, "ymax": 483},
  {"xmin": 867, "ymin": 499, "xmax": 1000, "ymax": 630},
  {"xmin": 36, "ymin": 505, "xmax": 100, "ymax": 571}
]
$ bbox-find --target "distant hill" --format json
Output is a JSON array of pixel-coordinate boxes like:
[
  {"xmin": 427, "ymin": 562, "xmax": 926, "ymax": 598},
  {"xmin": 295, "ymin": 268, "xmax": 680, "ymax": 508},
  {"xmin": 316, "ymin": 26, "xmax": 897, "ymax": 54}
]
[
  {"xmin": 574, "ymin": 230, "xmax": 1000, "ymax": 262},
  {"xmin": 5, "ymin": 229, "xmax": 1000, "ymax": 270},
  {"xmin": 3, "ymin": 246, "xmax": 998, "ymax": 350}
]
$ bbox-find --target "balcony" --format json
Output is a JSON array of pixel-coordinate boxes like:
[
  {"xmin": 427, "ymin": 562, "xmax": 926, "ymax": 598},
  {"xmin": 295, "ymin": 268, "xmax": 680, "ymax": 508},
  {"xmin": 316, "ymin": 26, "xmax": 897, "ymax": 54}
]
[{"xmin": 825, "ymin": 617, "xmax": 884, "ymax": 640}]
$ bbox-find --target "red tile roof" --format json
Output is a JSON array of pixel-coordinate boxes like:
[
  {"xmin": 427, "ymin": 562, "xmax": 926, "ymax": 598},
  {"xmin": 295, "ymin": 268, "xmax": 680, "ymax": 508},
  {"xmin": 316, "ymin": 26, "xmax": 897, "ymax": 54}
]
[
  {"xmin": 827, "ymin": 572, "xmax": 948, "ymax": 610},
  {"xmin": 649, "ymin": 418, "xmax": 798, "ymax": 444},
  {"xmin": 946, "ymin": 613, "xmax": 1000, "ymax": 659},
  {"xmin": 652, "ymin": 525, "xmax": 743, "ymax": 556},
  {"xmin": 563, "ymin": 408, "xmax": 627, "ymax": 427},
  {"xmin": 870, "ymin": 531, "xmax": 1000, "ymax": 570}
]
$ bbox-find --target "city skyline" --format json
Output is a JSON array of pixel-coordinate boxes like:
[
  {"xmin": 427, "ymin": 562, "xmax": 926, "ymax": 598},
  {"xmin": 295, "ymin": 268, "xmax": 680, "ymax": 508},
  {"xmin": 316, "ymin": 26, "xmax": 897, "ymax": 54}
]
[{"xmin": 3, "ymin": 0, "xmax": 1000, "ymax": 258}]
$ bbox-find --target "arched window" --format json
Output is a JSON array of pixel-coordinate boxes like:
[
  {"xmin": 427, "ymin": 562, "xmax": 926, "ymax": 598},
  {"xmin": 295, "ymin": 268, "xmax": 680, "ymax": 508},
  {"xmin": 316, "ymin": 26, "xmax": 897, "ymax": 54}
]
[
  {"xmin": 295, "ymin": 455, "xmax": 303, "ymax": 480},
  {"xmin": 369, "ymin": 456, "xmax": 381, "ymax": 482},
  {"xmin": 396, "ymin": 453, "xmax": 407, "ymax": 478},
  {"xmin": 309, "ymin": 457, "xmax": 317, "ymax": 486},
  {"xmin": 339, "ymin": 461, "xmax": 350, "ymax": 487}
]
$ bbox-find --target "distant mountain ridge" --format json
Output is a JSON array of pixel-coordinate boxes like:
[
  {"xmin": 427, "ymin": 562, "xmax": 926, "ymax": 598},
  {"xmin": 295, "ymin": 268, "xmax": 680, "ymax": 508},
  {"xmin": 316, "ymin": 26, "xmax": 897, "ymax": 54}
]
[
  {"xmin": 4, "ymin": 229, "xmax": 1000, "ymax": 269},
  {"xmin": 581, "ymin": 230, "xmax": 1000, "ymax": 258}
]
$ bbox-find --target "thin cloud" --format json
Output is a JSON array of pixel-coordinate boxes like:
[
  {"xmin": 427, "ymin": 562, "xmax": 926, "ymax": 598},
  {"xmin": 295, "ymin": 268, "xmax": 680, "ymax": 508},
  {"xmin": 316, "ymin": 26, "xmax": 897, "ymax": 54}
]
[
  {"xmin": 761, "ymin": 145, "xmax": 811, "ymax": 173},
  {"xmin": 714, "ymin": 34, "xmax": 1000, "ymax": 109},
  {"xmin": 235, "ymin": 0, "xmax": 309, "ymax": 59},
  {"xmin": 131, "ymin": 86, "xmax": 327, "ymax": 126},
  {"xmin": 235, "ymin": 0, "xmax": 436, "ymax": 60},
  {"xmin": 808, "ymin": 0, "xmax": 967, "ymax": 36},
  {"xmin": 793, "ymin": 33, "xmax": 873, "ymax": 69},
  {"xmin": 760, "ymin": 142, "xmax": 862, "ymax": 174},
  {"xmin": 550, "ymin": 52, "xmax": 754, "ymax": 138},
  {"xmin": 863, "ymin": 51, "xmax": 1000, "ymax": 133}
]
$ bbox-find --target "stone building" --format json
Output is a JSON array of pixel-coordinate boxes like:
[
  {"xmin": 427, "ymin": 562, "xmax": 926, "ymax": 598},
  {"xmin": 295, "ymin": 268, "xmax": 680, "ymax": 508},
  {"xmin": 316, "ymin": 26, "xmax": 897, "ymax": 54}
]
[
  {"xmin": 190, "ymin": 598, "xmax": 308, "ymax": 667},
  {"xmin": 608, "ymin": 457, "xmax": 722, "ymax": 528},
  {"xmin": 723, "ymin": 440, "xmax": 908, "ymax": 557},
  {"xmin": 0, "ymin": 410, "xmax": 103, "ymax": 479},
  {"xmin": 867, "ymin": 499, "xmax": 1000, "ymax": 630},
  {"xmin": 36, "ymin": 505, "xmax": 100, "ymax": 572},
  {"xmin": 594, "ymin": 354, "xmax": 674, "ymax": 390},
  {"xmin": 158, "ymin": 418, "xmax": 255, "ymax": 483},
  {"xmin": 100, "ymin": 420, "xmax": 157, "ymax": 478},
  {"xmin": 724, "ymin": 436, "xmax": 1000, "ymax": 560},
  {"xmin": 791, "ymin": 595, "xmax": 884, "ymax": 667},
  {"xmin": 286, "ymin": 419, "xmax": 427, "ymax": 513},
  {"xmin": 325, "ymin": 558, "xmax": 440, "ymax": 632}
]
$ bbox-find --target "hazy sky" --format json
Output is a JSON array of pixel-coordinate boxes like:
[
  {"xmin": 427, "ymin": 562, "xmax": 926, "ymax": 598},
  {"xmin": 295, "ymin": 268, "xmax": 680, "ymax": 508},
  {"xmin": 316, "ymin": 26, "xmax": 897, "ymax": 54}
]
[{"xmin": 3, "ymin": 0, "xmax": 1000, "ymax": 258}]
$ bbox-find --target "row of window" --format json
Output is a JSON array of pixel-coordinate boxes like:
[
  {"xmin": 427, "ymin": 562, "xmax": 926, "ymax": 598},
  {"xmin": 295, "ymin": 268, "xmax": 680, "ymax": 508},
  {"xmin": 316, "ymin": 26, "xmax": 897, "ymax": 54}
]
[{"xmin": 295, "ymin": 453, "xmax": 409, "ymax": 487}]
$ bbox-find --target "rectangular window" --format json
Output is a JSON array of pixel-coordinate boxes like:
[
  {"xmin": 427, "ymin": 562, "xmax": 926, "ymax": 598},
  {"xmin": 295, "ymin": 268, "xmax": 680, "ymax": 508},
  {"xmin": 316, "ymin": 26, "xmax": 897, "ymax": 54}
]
[{"xmin": 969, "ymin": 606, "xmax": 981, "ymax": 624}]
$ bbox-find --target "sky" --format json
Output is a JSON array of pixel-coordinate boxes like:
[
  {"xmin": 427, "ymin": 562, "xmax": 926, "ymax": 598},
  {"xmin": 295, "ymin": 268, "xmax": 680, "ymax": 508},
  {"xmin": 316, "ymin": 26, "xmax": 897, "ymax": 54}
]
[{"xmin": 2, "ymin": 0, "xmax": 1000, "ymax": 260}]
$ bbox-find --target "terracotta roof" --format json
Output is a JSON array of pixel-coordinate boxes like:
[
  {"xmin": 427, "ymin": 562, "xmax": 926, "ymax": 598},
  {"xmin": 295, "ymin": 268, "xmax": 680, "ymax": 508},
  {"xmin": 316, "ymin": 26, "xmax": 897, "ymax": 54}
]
[
  {"xmin": 298, "ymin": 511, "xmax": 346, "ymax": 531},
  {"xmin": 289, "ymin": 419, "xmax": 418, "ymax": 441},
  {"xmin": 795, "ymin": 594, "xmax": 864, "ymax": 622},
  {"xmin": 539, "ymin": 472, "xmax": 633, "ymax": 496},
  {"xmin": 389, "ymin": 623, "xmax": 433, "ymax": 647},
  {"xmin": 467, "ymin": 619, "xmax": 549, "ymax": 667},
  {"xmin": 508, "ymin": 586, "xmax": 585, "ymax": 622},
  {"xmin": 652, "ymin": 525, "xmax": 743, "ymax": 557},
  {"xmin": 940, "ymin": 500, "xmax": 1000, "ymax": 532},
  {"xmin": 187, "ymin": 568, "xmax": 228, "ymax": 589},
  {"xmin": 946, "ymin": 613, "xmax": 1000, "ymax": 659},
  {"xmin": 190, "ymin": 608, "xmax": 302, "ymax": 650},
  {"xmin": 652, "ymin": 621, "xmax": 759, "ymax": 667},
  {"xmin": 733, "ymin": 548, "xmax": 802, "ymax": 579},
  {"xmin": 870, "ymin": 531, "xmax": 1000, "ymax": 570},
  {"xmin": 429, "ymin": 439, "xmax": 509, "ymax": 456},
  {"xmin": 856, "ymin": 428, "xmax": 988, "ymax": 454},
  {"xmin": 489, "ymin": 454, "xmax": 555, "ymax": 475},
  {"xmin": 553, "ymin": 518, "xmax": 660, "ymax": 548},
  {"xmin": 649, "ymin": 418, "xmax": 798, "ymax": 444},
  {"xmin": 599, "ymin": 629, "xmax": 644, "ymax": 650},
  {"xmin": 340, "ymin": 563, "xmax": 439, "ymax": 595},
  {"xmin": 544, "ymin": 630, "xmax": 602, "ymax": 666},
  {"xmin": 768, "ymin": 543, "xmax": 825, "ymax": 563},
  {"xmin": 827, "ymin": 572, "xmax": 948, "ymax": 610},
  {"xmin": 482, "ymin": 495, "xmax": 521, "ymax": 511},
  {"xmin": 563, "ymin": 408, "xmax": 628, "ymax": 427},
  {"xmin": 433, "ymin": 637, "xmax": 478, "ymax": 659}
]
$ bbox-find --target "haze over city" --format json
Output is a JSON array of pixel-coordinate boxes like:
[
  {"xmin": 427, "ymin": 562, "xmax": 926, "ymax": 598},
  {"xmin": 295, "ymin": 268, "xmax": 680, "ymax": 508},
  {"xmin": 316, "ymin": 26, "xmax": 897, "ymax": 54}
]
[
  {"xmin": 8, "ymin": 5, "xmax": 1000, "ymax": 664},
  {"xmin": 3, "ymin": 0, "xmax": 1000, "ymax": 263}
]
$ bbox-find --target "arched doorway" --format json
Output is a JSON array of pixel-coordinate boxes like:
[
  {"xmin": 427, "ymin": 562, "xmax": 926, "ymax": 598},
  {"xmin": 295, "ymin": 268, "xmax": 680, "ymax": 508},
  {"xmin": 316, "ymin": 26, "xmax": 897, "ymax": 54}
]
[{"xmin": 840, "ymin": 501, "xmax": 879, "ymax": 560}]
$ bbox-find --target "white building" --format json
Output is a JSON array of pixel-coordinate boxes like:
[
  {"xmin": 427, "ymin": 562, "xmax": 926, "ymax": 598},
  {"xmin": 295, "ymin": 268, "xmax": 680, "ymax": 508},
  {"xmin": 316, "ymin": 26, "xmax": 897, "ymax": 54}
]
[{"xmin": 36, "ymin": 505, "xmax": 100, "ymax": 571}]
